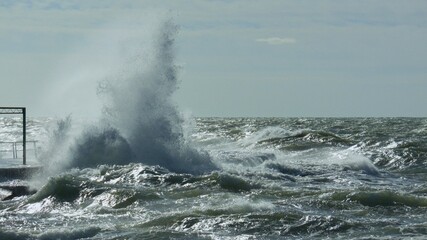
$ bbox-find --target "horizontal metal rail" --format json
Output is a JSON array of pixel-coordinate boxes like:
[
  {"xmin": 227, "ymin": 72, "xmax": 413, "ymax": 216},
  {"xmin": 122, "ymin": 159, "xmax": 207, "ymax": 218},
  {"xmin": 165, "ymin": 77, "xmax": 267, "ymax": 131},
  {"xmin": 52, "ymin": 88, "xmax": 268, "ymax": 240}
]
[
  {"xmin": 0, "ymin": 107, "xmax": 25, "ymax": 114},
  {"xmin": 0, "ymin": 141, "xmax": 38, "ymax": 159}
]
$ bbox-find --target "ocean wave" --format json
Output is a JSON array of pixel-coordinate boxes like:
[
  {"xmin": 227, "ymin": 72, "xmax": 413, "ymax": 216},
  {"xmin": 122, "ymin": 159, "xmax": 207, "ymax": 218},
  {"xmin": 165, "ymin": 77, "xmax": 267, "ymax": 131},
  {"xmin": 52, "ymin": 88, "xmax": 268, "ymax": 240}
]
[
  {"xmin": 0, "ymin": 226, "xmax": 101, "ymax": 240},
  {"xmin": 256, "ymin": 129, "xmax": 354, "ymax": 151},
  {"xmin": 38, "ymin": 226, "xmax": 101, "ymax": 240},
  {"xmin": 264, "ymin": 162, "xmax": 314, "ymax": 177},
  {"xmin": 331, "ymin": 190, "xmax": 427, "ymax": 207}
]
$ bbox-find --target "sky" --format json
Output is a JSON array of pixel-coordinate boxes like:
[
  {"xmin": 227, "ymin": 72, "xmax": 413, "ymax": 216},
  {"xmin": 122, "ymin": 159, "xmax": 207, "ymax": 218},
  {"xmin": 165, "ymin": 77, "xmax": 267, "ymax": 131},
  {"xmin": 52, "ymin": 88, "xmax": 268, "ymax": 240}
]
[{"xmin": 0, "ymin": 0, "xmax": 426, "ymax": 118}]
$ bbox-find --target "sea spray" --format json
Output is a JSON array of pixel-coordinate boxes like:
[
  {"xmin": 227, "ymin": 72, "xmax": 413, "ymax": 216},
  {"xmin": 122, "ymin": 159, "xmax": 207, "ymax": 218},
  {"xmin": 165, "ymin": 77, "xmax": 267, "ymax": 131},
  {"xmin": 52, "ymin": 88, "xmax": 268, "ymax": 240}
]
[
  {"xmin": 97, "ymin": 19, "xmax": 216, "ymax": 174},
  {"xmin": 28, "ymin": 18, "xmax": 216, "ymax": 191},
  {"xmin": 36, "ymin": 117, "xmax": 73, "ymax": 171},
  {"xmin": 29, "ymin": 116, "xmax": 77, "ymax": 188},
  {"xmin": 70, "ymin": 125, "xmax": 135, "ymax": 168}
]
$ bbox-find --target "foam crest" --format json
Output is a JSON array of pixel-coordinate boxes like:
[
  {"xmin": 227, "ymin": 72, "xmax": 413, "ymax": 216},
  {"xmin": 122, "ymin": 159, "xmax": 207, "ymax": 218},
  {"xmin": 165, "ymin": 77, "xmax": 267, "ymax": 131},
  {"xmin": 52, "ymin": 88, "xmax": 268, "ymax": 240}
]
[
  {"xmin": 332, "ymin": 150, "xmax": 380, "ymax": 176},
  {"xmin": 239, "ymin": 126, "xmax": 291, "ymax": 148}
]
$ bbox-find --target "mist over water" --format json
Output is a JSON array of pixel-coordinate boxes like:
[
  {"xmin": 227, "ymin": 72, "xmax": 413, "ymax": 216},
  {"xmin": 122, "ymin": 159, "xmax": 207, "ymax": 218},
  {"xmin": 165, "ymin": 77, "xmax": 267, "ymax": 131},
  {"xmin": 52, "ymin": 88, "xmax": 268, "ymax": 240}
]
[
  {"xmin": 97, "ymin": 19, "xmax": 216, "ymax": 174},
  {"xmin": 35, "ymin": 18, "xmax": 216, "ymax": 180}
]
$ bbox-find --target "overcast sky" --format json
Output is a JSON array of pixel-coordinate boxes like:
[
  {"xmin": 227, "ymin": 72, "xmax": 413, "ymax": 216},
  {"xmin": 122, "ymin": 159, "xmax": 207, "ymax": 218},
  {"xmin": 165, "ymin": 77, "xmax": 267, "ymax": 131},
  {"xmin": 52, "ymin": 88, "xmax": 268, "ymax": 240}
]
[{"xmin": 1, "ymin": 0, "xmax": 426, "ymax": 118}]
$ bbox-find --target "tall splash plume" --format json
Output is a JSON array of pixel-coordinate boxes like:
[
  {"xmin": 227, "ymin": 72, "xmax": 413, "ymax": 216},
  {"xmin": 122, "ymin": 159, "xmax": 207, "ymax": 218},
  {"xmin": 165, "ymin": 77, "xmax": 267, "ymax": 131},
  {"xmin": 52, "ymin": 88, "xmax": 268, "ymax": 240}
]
[{"xmin": 97, "ymin": 20, "xmax": 216, "ymax": 174}]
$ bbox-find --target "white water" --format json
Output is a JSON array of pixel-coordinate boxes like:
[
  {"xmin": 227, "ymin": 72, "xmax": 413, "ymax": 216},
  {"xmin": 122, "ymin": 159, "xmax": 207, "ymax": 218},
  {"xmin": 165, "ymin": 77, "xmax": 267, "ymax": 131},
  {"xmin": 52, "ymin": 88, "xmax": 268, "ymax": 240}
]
[
  {"xmin": 30, "ymin": 18, "xmax": 216, "ymax": 189},
  {"xmin": 97, "ymin": 19, "xmax": 215, "ymax": 174}
]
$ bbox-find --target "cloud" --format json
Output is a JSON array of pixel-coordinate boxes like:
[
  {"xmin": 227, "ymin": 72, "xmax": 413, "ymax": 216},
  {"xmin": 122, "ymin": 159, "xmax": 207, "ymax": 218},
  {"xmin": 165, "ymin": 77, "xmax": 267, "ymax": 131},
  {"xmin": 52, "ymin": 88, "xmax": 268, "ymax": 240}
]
[{"xmin": 256, "ymin": 37, "xmax": 296, "ymax": 45}]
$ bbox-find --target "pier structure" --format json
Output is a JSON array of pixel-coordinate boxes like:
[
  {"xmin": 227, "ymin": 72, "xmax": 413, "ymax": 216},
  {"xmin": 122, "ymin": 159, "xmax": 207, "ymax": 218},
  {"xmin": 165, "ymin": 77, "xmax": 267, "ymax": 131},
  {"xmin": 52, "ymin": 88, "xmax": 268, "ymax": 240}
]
[
  {"xmin": 0, "ymin": 107, "xmax": 41, "ymax": 200},
  {"xmin": 0, "ymin": 107, "xmax": 27, "ymax": 165}
]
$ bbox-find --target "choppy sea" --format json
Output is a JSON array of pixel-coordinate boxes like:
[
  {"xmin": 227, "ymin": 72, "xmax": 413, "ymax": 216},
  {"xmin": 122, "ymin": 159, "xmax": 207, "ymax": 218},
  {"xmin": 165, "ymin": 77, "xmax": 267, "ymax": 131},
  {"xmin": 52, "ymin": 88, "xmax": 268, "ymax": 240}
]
[{"xmin": 1, "ymin": 117, "xmax": 427, "ymax": 239}]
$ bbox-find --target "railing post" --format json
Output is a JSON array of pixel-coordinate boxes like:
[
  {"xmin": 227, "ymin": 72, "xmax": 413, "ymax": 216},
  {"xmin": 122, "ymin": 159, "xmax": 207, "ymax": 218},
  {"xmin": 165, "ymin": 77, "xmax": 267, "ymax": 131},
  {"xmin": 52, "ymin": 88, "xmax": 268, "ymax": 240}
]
[
  {"xmin": 13, "ymin": 142, "xmax": 16, "ymax": 159},
  {"xmin": 22, "ymin": 107, "xmax": 26, "ymax": 165}
]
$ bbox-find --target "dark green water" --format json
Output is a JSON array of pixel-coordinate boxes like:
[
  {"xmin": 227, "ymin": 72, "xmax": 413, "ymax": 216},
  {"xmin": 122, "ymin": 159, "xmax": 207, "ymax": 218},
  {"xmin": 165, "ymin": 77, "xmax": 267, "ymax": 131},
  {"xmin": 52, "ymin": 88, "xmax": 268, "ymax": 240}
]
[{"xmin": 1, "ymin": 117, "xmax": 427, "ymax": 239}]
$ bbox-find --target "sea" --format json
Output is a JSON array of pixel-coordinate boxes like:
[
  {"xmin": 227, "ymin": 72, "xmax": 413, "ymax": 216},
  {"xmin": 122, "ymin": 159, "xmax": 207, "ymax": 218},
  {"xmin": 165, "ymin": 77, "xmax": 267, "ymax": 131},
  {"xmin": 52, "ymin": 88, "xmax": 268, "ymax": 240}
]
[
  {"xmin": 1, "ymin": 20, "xmax": 427, "ymax": 239},
  {"xmin": 1, "ymin": 117, "xmax": 427, "ymax": 239}
]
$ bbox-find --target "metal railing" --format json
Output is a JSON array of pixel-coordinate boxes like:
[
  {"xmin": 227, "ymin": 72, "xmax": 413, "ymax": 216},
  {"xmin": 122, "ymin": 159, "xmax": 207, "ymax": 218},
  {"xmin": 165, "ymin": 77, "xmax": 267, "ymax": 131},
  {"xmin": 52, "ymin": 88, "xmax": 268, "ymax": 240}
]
[
  {"xmin": 0, "ymin": 141, "xmax": 38, "ymax": 160},
  {"xmin": 1, "ymin": 107, "xmax": 27, "ymax": 164}
]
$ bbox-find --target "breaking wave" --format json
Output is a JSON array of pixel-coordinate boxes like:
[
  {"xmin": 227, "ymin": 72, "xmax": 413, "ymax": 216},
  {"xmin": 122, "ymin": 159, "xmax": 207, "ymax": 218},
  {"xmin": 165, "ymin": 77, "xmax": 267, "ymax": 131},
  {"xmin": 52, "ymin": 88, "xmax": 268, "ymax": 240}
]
[
  {"xmin": 35, "ymin": 18, "xmax": 216, "ymax": 179},
  {"xmin": 97, "ymin": 19, "xmax": 215, "ymax": 174}
]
